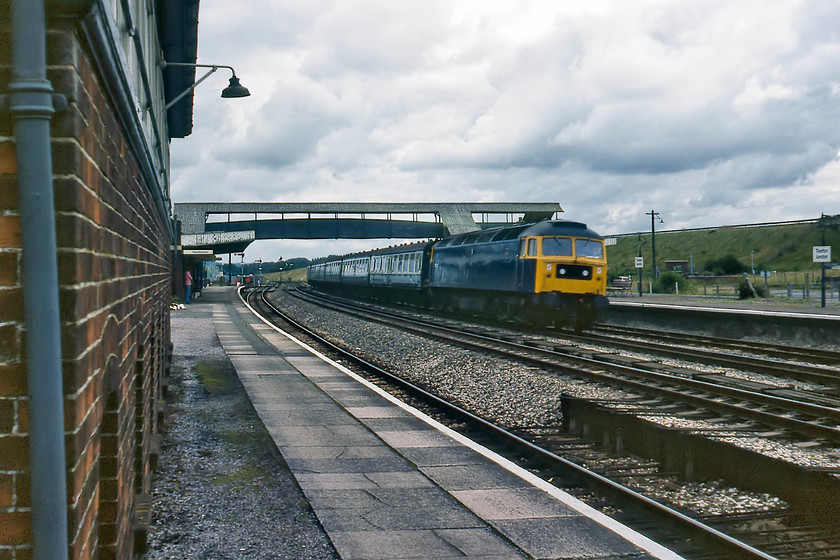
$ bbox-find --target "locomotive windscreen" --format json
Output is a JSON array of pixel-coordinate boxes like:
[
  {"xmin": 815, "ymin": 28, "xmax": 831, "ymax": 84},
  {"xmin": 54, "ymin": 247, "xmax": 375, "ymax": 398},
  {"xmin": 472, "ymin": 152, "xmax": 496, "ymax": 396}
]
[
  {"xmin": 574, "ymin": 239, "xmax": 604, "ymax": 259},
  {"xmin": 542, "ymin": 237, "xmax": 573, "ymax": 256}
]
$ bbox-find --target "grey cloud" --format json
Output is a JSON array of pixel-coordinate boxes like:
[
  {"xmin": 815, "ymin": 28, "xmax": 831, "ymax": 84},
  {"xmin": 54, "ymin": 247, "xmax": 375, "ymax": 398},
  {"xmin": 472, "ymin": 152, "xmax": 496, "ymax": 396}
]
[
  {"xmin": 170, "ymin": 1, "xmax": 840, "ymax": 262},
  {"xmin": 300, "ymin": 0, "xmax": 452, "ymax": 77},
  {"xmin": 216, "ymin": 83, "xmax": 350, "ymax": 169}
]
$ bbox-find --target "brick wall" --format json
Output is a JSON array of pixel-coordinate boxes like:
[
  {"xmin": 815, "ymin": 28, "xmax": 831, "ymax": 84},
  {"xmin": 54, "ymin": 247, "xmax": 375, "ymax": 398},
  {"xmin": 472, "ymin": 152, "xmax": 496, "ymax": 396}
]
[{"xmin": 0, "ymin": 19, "xmax": 172, "ymax": 560}]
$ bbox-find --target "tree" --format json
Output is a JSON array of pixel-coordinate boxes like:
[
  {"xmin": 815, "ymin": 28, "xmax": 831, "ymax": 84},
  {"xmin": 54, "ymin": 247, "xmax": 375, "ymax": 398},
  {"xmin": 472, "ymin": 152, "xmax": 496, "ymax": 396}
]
[{"xmin": 703, "ymin": 255, "xmax": 748, "ymax": 275}]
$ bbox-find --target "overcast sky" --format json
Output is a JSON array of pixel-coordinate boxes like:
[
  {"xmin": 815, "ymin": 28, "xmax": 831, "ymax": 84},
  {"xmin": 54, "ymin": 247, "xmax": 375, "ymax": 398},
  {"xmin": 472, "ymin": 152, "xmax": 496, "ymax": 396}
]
[{"xmin": 170, "ymin": 0, "xmax": 840, "ymax": 262}]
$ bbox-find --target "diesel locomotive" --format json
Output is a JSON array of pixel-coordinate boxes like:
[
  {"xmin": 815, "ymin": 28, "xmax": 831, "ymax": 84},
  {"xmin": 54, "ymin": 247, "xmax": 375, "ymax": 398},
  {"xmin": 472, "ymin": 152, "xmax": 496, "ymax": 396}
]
[{"xmin": 307, "ymin": 219, "xmax": 609, "ymax": 330}]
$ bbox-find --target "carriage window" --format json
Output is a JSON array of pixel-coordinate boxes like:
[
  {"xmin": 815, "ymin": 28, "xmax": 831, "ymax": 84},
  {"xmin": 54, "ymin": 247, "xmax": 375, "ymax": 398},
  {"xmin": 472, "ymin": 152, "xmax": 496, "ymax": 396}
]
[
  {"xmin": 542, "ymin": 237, "xmax": 573, "ymax": 256},
  {"xmin": 575, "ymin": 238, "xmax": 604, "ymax": 259}
]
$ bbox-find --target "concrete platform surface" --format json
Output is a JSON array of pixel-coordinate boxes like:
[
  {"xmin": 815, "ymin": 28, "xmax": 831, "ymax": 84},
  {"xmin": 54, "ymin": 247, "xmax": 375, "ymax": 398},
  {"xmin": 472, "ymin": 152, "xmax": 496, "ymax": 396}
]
[
  {"xmin": 201, "ymin": 287, "xmax": 684, "ymax": 560},
  {"xmin": 608, "ymin": 292, "xmax": 840, "ymax": 316}
]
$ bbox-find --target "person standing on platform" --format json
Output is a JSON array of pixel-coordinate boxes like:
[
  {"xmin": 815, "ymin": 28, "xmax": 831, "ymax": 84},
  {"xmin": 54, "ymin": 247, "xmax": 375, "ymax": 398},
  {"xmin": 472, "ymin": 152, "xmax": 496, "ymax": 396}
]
[{"xmin": 185, "ymin": 270, "xmax": 193, "ymax": 304}]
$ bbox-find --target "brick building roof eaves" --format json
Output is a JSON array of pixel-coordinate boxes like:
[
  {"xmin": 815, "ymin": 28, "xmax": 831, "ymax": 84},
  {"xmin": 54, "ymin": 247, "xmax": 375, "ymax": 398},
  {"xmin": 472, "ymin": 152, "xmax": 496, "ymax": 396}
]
[{"xmin": 157, "ymin": 0, "xmax": 199, "ymax": 138}]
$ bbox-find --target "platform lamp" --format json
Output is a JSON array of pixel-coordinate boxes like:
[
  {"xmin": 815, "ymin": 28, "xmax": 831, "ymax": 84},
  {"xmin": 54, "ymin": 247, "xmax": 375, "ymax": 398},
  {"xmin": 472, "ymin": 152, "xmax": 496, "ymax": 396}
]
[{"xmin": 160, "ymin": 61, "xmax": 251, "ymax": 110}]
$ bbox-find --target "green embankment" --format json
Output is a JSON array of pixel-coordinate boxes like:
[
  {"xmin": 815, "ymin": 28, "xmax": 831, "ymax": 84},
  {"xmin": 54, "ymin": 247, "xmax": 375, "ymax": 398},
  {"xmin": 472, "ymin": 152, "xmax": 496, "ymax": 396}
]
[
  {"xmin": 256, "ymin": 219, "xmax": 839, "ymax": 295},
  {"xmin": 262, "ymin": 268, "xmax": 307, "ymax": 283},
  {"xmin": 606, "ymin": 220, "xmax": 840, "ymax": 295}
]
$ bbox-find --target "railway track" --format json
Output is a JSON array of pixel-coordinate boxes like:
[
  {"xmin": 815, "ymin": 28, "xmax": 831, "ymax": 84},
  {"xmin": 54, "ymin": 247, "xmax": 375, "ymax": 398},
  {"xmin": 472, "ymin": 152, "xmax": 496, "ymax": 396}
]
[
  {"xmin": 245, "ymin": 285, "xmax": 840, "ymax": 559},
  {"xmin": 576, "ymin": 325, "xmax": 840, "ymax": 388},
  {"xmin": 595, "ymin": 324, "xmax": 840, "ymax": 366},
  {"xmin": 287, "ymin": 286, "xmax": 840, "ymax": 445}
]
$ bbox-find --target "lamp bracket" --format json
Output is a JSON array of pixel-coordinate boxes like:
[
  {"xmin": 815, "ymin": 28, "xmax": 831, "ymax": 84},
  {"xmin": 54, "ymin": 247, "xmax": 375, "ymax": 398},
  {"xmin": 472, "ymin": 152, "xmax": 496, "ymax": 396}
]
[{"xmin": 160, "ymin": 61, "xmax": 248, "ymax": 110}]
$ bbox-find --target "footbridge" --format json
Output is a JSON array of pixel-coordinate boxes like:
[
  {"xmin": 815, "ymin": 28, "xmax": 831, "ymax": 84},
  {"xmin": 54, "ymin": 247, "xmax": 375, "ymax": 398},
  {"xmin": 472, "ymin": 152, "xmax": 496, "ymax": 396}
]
[{"xmin": 175, "ymin": 202, "xmax": 563, "ymax": 253}]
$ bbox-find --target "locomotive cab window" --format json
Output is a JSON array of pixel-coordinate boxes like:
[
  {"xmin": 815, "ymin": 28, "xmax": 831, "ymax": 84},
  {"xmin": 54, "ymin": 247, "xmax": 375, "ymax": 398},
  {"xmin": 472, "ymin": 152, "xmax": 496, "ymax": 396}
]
[
  {"xmin": 575, "ymin": 238, "xmax": 604, "ymax": 259},
  {"xmin": 542, "ymin": 237, "xmax": 573, "ymax": 256},
  {"xmin": 527, "ymin": 238, "xmax": 538, "ymax": 256}
]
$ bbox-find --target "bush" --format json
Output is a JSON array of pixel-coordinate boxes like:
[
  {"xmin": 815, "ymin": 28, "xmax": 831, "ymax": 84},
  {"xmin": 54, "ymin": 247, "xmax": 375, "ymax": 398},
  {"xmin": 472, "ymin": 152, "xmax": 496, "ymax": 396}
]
[
  {"xmin": 654, "ymin": 271, "xmax": 688, "ymax": 294},
  {"xmin": 737, "ymin": 275, "xmax": 768, "ymax": 299},
  {"xmin": 703, "ymin": 255, "xmax": 748, "ymax": 275}
]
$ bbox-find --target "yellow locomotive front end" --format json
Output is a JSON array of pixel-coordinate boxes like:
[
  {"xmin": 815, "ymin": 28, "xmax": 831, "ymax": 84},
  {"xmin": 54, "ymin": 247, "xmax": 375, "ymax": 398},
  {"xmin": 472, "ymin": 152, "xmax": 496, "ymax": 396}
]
[
  {"xmin": 524, "ymin": 235, "xmax": 607, "ymax": 296},
  {"xmin": 519, "ymin": 230, "xmax": 609, "ymax": 329}
]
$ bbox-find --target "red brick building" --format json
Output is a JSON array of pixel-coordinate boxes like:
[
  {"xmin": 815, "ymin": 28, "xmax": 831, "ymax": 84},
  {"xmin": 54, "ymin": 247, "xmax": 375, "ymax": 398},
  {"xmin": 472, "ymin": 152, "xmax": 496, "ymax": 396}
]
[{"xmin": 1, "ymin": 1, "xmax": 198, "ymax": 558}]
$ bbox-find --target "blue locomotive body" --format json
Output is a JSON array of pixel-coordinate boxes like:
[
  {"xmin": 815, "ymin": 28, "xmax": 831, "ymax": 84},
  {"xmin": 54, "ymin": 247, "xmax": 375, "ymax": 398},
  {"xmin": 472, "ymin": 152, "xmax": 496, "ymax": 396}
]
[{"xmin": 429, "ymin": 224, "xmax": 532, "ymax": 293}]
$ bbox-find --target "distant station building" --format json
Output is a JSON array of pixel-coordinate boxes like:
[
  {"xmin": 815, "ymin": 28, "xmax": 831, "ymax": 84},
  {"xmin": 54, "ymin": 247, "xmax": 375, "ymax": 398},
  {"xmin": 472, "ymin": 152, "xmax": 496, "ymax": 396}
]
[
  {"xmin": 664, "ymin": 260, "xmax": 690, "ymax": 274},
  {"xmin": 1, "ymin": 1, "xmax": 199, "ymax": 558}
]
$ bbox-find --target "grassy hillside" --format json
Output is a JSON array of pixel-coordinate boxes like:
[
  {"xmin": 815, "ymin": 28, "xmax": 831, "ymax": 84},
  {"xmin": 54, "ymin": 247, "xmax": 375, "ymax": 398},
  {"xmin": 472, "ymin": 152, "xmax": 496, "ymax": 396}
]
[
  {"xmin": 263, "ymin": 268, "xmax": 307, "ymax": 283},
  {"xmin": 606, "ymin": 219, "xmax": 840, "ymax": 280}
]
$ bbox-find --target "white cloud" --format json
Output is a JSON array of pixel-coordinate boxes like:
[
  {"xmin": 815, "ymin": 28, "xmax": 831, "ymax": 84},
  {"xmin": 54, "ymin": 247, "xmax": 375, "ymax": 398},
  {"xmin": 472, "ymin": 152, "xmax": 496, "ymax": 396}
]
[{"xmin": 170, "ymin": 0, "xmax": 840, "ymax": 261}]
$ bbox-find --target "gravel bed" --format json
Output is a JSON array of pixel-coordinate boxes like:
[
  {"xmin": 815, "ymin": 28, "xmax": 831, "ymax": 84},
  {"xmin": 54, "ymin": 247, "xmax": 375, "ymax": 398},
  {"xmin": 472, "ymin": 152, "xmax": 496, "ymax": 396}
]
[{"xmin": 143, "ymin": 304, "xmax": 338, "ymax": 560}]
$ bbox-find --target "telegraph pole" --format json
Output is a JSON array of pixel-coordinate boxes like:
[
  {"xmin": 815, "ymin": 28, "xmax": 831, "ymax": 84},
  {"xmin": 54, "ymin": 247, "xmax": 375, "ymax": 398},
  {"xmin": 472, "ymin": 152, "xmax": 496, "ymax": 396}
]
[{"xmin": 646, "ymin": 210, "xmax": 662, "ymax": 283}]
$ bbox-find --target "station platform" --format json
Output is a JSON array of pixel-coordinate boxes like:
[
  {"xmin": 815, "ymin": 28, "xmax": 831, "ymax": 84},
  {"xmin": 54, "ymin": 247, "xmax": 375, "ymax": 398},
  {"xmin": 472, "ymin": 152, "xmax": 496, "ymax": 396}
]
[
  {"xmin": 194, "ymin": 286, "xmax": 681, "ymax": 560},
  {"xmin": 607, "ymin": 292, "xmax": 840, "ymax": 316},
  {"xmin": 605, "ymin": 291, "xmax": 838, "ymax": 348}
]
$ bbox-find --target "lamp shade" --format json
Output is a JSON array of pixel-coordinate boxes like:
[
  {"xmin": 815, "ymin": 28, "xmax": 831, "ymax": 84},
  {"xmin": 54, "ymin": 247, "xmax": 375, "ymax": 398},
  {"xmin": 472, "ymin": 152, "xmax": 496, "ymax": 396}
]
[{"xmin": 221, "ymin": 76, "xmax": 250, "ymax": 98}]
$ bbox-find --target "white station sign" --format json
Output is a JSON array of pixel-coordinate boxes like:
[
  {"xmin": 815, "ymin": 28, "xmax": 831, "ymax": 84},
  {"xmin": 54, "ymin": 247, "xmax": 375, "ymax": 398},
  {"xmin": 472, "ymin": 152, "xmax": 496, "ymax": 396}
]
[{"xmin": 813, "ymin": 246, "xmax": 831, "ymax": 263}]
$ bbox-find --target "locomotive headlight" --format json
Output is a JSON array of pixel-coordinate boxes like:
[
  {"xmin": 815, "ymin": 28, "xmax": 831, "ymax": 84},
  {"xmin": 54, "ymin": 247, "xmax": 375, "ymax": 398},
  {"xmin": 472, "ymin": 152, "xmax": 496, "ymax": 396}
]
[
  {"xmin": 582, "ymin": 270, "xmax": 589, "ymax": 277},
  {"xmin": 559, "ymin": 268, "xmax": 566, "ymax": 275}
]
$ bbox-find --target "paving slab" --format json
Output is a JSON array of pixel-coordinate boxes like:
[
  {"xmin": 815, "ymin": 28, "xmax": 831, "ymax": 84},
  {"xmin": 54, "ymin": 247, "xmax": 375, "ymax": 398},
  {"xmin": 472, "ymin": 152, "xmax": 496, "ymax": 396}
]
[
  {"xmin": 452, "ymin": 488, "xmax": 580, "ymax": 519},
  {"xmin": 493, "ymin": 517, "xmax": 650, "ymax": 559}
]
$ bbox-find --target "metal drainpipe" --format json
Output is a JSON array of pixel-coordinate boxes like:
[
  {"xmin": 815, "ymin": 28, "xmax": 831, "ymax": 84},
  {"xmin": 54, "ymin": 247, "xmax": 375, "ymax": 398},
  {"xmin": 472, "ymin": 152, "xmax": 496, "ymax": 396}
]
[{"xmin": 9, "ymin": 0, "xmax": 70, "ymax": 558}]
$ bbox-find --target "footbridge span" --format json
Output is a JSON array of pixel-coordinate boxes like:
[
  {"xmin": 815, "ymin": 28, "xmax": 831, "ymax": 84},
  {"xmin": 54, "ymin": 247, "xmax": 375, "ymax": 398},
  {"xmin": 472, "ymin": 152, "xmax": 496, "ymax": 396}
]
[{"xmin": 175, "ymin": 202, "xmax": 563, "ymax": 253}]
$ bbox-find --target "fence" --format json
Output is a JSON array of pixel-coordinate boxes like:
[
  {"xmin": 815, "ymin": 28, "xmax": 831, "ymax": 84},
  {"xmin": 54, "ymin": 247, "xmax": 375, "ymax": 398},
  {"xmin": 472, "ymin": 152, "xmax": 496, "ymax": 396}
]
[{"xmin": 690, "ymin": 273, "xmax": 839, "ymax": 301}]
